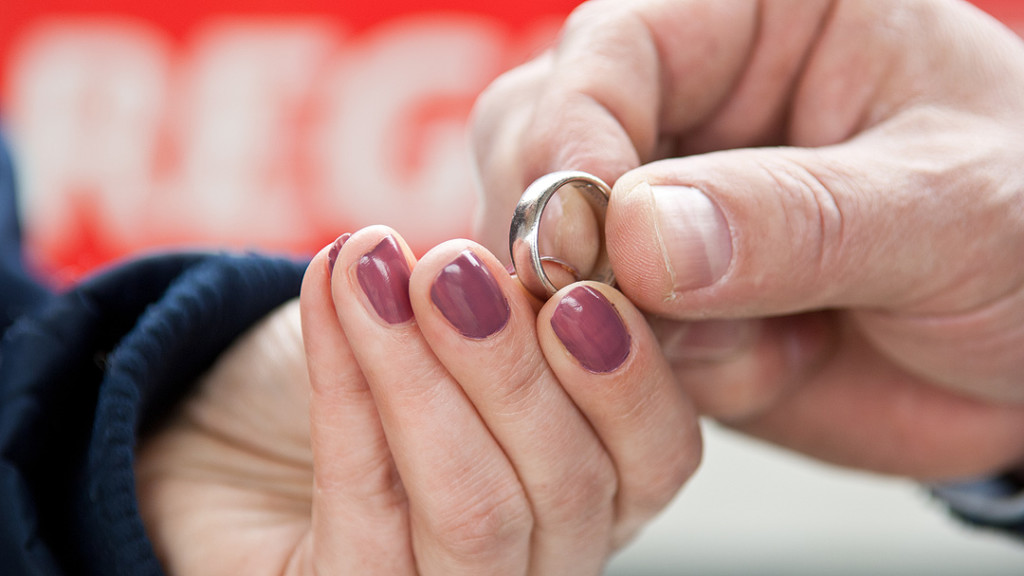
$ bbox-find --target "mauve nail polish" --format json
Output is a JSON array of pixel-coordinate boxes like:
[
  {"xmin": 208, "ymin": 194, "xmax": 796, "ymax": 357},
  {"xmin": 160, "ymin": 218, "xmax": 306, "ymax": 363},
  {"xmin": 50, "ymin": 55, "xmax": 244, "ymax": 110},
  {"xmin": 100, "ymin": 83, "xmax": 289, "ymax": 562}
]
[
  {"xmin": 357, "ymin": 236, "xmax": 413, "ymax": 324},
  {"xmin": 431, "ymin": 250, "xmax": 510, "ymax": 339},
  {"xmin": 326, "ymin": 233, "xmax": 351, "ymax": 275},
  {"xmin": 551, "ymin": 286, "xmax": 631, "ymax": 373}
]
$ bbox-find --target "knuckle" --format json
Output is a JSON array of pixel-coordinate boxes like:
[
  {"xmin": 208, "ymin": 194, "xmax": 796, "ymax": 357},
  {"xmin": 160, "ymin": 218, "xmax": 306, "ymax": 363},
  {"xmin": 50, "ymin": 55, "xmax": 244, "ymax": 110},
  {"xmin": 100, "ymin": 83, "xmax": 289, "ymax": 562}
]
[
  {"xmin": 757, "ymin": 155, "xmax": 846, "ymax": 298},
  {"xmin": 483, "ymin": 347, "xmax": 550, "ymax": 410},
  {"xmin": 471, "ymin": 62, "xmax": 546, "ymax": 174},
  {"xmin": 471, "ymin": 57, "xmax": 548, "ymax": 133},
  {"xmin": 430, "ymin": 479, "xmax": 532, "ymax": 563},
  {"xmin": 470, "ymin": 69, "xmax": 514, "ymax": 129},
  {"xmin": 562, "ymin": 0, "xmax": 615, "ymax": 33},
  {"xmin": 540, "ymin": 450, "xmax": 618, "ymax": 526},
  {"xmin": 562, "ymin": 0, "xmax": 637, "ymax": 40}
]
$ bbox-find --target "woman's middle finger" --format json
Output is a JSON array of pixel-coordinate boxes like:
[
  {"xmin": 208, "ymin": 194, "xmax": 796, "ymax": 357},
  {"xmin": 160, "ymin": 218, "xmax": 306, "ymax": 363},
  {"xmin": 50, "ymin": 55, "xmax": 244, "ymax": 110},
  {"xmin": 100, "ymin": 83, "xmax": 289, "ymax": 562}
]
[{"xmin": 410, "ymin": 239, "xmax": 617, "ymax": 575}]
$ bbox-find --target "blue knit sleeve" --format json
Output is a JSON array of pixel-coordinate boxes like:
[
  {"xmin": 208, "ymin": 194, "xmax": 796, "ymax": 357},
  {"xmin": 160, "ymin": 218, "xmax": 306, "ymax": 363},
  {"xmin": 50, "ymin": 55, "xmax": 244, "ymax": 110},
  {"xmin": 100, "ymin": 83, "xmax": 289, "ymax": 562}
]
[{"xmin": 0, "ymin": 252, "xmax": 307, "ymax": 575}]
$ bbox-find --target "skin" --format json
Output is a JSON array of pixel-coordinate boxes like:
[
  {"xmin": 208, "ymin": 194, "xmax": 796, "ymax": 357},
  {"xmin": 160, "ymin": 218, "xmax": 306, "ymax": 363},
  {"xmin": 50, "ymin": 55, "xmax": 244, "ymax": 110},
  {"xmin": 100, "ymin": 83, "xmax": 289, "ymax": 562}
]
[
  {"xmin": 135, "ymin": 226, "xmax": 701, "ymax": 575},
  {"xmin": 472, "ymin": 0, "xmax": 1024, "ymax": 480}
]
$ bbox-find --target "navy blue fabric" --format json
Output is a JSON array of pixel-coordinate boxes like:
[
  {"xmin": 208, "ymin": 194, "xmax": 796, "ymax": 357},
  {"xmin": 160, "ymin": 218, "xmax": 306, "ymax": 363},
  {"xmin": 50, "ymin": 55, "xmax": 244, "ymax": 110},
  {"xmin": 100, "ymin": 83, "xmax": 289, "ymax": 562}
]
[
  {"xmin": 1, "ymin": 253, "xmax": 306, "ymax": 575},
  {"xmin": 0, "ymin": 133, "xmax": 307, "ymax": 574},
  {"xmin": 0, "ymin": 134, "xmax": 50, "ymax": 332}
]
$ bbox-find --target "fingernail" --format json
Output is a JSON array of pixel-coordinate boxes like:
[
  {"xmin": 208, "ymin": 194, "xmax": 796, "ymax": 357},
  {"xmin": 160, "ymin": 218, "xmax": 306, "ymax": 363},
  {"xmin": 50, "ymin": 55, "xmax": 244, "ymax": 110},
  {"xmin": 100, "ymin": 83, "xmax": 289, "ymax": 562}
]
[
  {"xmin": 356, "ymin": 236, "xmax": 413, "ymax": 325},
  {"xmin": 645, "ymin": 183, "xmax": 732, "ymax": 291},
  {"xmin": 431, "ymin": 250, "xmax": 510, "ymax": 339},
  {"xmin": 649, "ymin": 317, "xmax": 757, "ymax": 364},
  {"xmin": 780, "ymin": 313, "xmax": 835, "ymax": 375},
  {"xmin": 551, "ymin": 286, "xmax": 631, "ymax": 373},
  {"xmin": 326, "ymin": 233, "xmax": 351, "ymax": 275}
]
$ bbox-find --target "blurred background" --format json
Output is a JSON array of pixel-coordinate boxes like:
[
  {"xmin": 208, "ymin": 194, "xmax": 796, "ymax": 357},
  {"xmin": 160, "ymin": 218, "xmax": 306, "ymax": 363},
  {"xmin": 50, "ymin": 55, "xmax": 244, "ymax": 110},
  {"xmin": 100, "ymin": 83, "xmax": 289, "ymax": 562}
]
[
  {"xmin": 3, "ymin": 1, "xmax": 1024, "ymax": 573},
  {"xmin": 607, "ymin": 423, "xmax": 1024, "ymax": 575},
  {"xmin": 0, "ymin": 0, "xmax": 577, "ymax": 282}
]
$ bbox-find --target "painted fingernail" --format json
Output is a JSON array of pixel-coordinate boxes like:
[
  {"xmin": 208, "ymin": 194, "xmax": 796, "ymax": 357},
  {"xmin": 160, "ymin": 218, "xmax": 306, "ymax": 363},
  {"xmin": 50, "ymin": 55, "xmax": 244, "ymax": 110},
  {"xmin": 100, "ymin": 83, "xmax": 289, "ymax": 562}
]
[
  {"xmin": 356, "ymin": 236, "xmax": 413, "ymax": 324},
  {"xmin": 431, "ymin": 250, "xmax": 510, "ymax": 339},
  {"xmin": 326, "ymin": 233, "xmax": 352, "ymax": 275},
  {"xmin": 551, "ymin": 286, "xmax": 631, "ymax": 373},
  {"xmin": 643, "ymin": 182, "xmax": 732, "ymax": 291}
]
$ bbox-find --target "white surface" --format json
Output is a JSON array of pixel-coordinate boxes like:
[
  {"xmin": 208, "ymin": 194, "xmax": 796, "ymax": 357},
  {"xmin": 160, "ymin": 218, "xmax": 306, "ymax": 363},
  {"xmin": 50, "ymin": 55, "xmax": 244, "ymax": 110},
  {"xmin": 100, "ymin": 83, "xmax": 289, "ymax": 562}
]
[{"xmin": 607, "ymin": 422, "xmax": 1024, "ymax": 575}]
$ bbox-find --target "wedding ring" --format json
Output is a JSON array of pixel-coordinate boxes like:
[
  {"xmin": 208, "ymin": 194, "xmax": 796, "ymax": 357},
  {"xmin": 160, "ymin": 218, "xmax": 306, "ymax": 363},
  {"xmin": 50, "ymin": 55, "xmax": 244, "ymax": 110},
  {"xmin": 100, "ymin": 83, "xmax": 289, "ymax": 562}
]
[{"xmin": 509, "ymin": 171, "xmax": 615, "ymax": 300}]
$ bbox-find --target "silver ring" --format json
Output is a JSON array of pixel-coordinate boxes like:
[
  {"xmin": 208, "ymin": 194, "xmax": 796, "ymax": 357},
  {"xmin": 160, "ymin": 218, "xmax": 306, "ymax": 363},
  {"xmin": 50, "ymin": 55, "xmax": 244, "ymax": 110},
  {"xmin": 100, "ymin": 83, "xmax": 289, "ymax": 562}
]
[{"xmin": 509, "ymin": 171, "xmax": 615, "ymax": 300}]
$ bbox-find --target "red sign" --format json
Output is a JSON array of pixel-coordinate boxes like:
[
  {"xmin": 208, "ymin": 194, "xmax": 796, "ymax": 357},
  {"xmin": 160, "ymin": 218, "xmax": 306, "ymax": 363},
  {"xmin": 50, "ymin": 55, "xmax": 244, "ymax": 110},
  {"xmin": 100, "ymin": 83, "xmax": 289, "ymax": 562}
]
[{"xmin": 1, "ymin": 1, "xmax": 579, "ymax": 281}]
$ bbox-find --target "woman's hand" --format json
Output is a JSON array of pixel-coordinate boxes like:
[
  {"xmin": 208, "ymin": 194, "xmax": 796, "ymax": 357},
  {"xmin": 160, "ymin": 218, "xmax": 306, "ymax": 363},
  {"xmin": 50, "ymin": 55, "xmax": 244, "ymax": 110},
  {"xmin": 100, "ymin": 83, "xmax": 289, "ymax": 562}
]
[
  {"xmin": 471, "ymin": 0, "xmax": 1024, "ymax": 480},
  {"xmin": 135, "ymin": 226, "xmax": 701, "ymax": 575}
]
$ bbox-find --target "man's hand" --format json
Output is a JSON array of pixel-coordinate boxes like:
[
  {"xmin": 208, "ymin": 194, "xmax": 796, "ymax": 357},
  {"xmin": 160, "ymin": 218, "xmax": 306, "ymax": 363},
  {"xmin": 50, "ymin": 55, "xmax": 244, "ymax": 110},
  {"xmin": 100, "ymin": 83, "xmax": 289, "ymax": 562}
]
[{"xmin": 471, "ymin": 0, "xmax": 1024, "ymax": 480}]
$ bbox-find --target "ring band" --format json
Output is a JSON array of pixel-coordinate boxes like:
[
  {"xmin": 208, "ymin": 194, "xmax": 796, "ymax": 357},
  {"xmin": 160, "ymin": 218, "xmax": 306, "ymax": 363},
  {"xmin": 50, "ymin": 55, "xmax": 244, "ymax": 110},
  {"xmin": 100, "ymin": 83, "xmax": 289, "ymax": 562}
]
[{"xmin": 509, "ymin": 171, "xmax": 616, "ymax": 300}]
